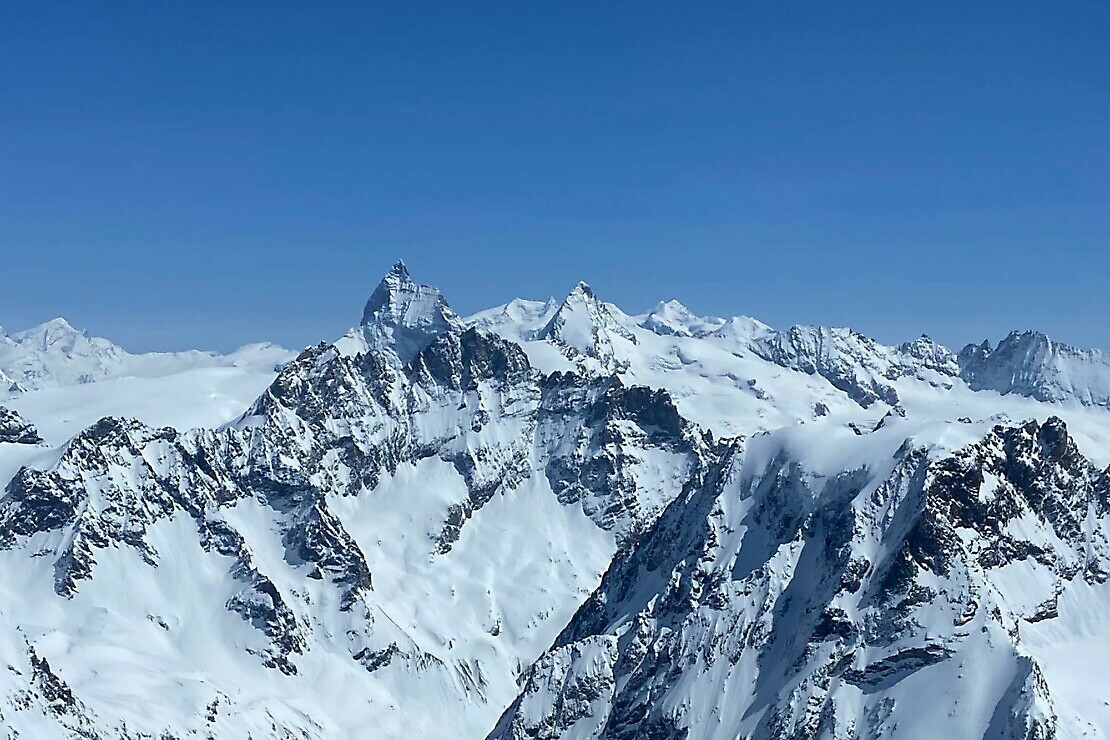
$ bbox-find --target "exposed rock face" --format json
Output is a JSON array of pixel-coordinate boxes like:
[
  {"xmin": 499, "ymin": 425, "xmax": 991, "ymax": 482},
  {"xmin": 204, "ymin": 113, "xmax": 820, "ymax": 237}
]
[
  {"xmin": 0, "ymin": 367, "xmax": 27, "ymax": 395},
  {"xmin": 897, "ymin": 334, "xmax": 959, "ymax": 376},
  {"xmin": 491, "ymin": 417, "xmax": 1106, "ymax": 739},
  {"xmin": 5, "ymin": 263, "xmax": 1110, "ymax": 739},
  {"xmin": 959, "ymin": 331, "xmax": 1110, "ymax": 406},
  {"xmin": 0, "ymin": 287, "xmax": 710, "ymax": 736},
  {"xmin": 751, "ymin": 327, "xmax": 963, "ymax": 409},
  {"xmin": 535, "ymin": 282, "xmax": 637, "ymax": 373},
  {"xmin": 0, "ymin": 406, "xmax": 41, "ymax": 444},
  {"xmin": 751, "ymin": 326, "xmax": 903, "ymax": 407},
  {"xmin": 361, "ymin": 260, "xmax": 461, "ymax": 363}
]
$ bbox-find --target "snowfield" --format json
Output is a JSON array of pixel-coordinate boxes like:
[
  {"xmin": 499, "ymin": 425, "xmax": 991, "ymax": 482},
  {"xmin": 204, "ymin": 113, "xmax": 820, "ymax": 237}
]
[{"xmin": 3, "ymin": 261, "xmax": 1110, "ymax": 739}]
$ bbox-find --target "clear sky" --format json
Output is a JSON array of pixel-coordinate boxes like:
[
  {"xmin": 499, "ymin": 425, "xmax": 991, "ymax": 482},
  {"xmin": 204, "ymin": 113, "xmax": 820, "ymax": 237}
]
[{"xmin": 1, "ymin": 2, "xmax": 1107, "ymax": 353}]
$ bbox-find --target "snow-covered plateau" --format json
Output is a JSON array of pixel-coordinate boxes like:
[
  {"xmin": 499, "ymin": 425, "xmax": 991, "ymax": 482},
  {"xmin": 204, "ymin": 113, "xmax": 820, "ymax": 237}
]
[{"xmin": 3, "ymin": 260, "xmax": 1110, "ymax": 739}]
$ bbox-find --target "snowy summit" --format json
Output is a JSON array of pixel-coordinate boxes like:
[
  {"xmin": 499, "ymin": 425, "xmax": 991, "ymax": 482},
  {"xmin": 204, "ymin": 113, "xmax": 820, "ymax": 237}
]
[{"xmin": 3, "ymin": 262, "xmax": 1110, "ymax": 739}]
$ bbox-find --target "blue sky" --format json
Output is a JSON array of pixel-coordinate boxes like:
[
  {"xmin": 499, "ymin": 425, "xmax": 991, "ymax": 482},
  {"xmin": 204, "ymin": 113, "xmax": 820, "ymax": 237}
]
[{"xmin": 1, "ymin": 2, "xmax": 1107, "ymax": 352}]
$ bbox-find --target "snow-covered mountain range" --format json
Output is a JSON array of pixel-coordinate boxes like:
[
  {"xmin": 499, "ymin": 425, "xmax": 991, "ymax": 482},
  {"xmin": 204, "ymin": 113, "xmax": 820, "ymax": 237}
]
[
  {"xmin": 3, "ymin": 260, "xmax": 1110, "ymax": 739},
  {"xmin": 0, "ymin": 317, "xmax": 292, "ymax": 393},
  {"xmin": 0, "ymin": 319, "xmax": 295, "ymax": 445}
]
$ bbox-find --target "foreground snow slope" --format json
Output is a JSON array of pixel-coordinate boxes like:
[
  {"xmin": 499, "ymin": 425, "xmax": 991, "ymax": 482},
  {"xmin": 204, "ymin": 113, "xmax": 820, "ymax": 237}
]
[
  {"xmin": 4, "ymin": 263, "xmax": 1110, "ymax": 739},
  {"xmin": 492, "ymin": 416, "xmax": 1110, "ymax": 739},
  {"xmin": 0, "ymin": 268, "xmax": 711, "ymax": 737}
]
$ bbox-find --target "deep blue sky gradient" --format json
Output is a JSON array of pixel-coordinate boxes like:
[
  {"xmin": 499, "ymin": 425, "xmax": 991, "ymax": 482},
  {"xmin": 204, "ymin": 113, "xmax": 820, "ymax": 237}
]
[{"xmin": 2, "ymin": 2, "xmax": 1107, "ymax": 352}]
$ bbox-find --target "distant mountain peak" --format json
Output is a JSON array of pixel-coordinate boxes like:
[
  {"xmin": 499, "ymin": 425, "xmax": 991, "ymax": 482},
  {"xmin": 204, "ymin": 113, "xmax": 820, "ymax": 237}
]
[
  {"xmin": 958, "ymin": 329, "xmax": 1110, "ymax": 405},
  {"xmin": 388, "ymin": 258, "xmax": 410, "ymax": 278},
  {"xmin": 9, "ymin": 317, "xmax": 85, "ymax": 347},
  {"xmin": 897, "ymin": 334, "xmax": 959, "ymax": 376},
  {"xmin": 640, "ymin": 299, "xmax": 719, "ymax": 337},
  {"xmin": 535, "ymin": 281, "xmax": 636, "ymax": 369},
  {"xmin": 570, "ymin": 280, "xmax": 594, "ymax": 296},
  {"xmin": 360, "ymin": 261, "xmax": 460, "ymax": 363},
  {"xmin": 0, "ymin": 317, "xmax": 292, "ymax": 394},
  {"xmin": 650, "ymin": 299, "xmax": 693, "ymax": 319}
]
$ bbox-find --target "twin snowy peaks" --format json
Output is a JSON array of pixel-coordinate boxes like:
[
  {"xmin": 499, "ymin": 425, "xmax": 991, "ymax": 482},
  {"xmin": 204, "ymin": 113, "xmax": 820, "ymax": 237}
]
[
  {"xmin": 5, "ymin": 259, "xmax": 1110, "ymax": 739},
  {"xmin": 3, "ymin": 258, "xmax": 1109, "ymax": 412},
  {"xmin": 358, "ymin": 259, "xmax": 1110, "ymax": 412}
]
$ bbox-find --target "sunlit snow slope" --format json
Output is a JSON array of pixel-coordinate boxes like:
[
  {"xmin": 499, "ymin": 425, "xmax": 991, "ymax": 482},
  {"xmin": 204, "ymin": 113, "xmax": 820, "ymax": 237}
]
[{"xmin": 3, "ymin": 261, "xmax": 1110, "ymax": 739}]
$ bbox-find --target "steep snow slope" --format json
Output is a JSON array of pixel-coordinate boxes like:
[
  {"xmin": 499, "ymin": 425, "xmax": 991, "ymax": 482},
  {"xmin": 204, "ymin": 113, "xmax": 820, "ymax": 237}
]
[
  {"xmin": 5, "ymin": 264, "xmax": 1110, "ymax": 740},
  {"xmin": 492, "ymin": 416, "xmax": 1110, "ymax": 739},
  {"xmin": 0, "ymin": 273, "xmax": 711, "ymax": 738},
  {"xmin": 0, "ymin": 317, "xmax": 291, "ymax": 393}
]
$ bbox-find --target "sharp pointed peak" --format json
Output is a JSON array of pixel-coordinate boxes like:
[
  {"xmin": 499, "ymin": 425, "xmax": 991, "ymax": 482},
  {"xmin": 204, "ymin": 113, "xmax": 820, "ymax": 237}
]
[
  {"xmin": 388, "ymin": 259, "xmax": 411, "ymax": 278},
  {"xmin": 363, "ymin": 264, "xmax": 454, "ymax": 322},
  {"xmin": 359, "ymin": 260, "xmax": 459, "ymax": 362},
  {"xmin": 557, "ymin": 281, "xmax": 602, "ymax": 308}
]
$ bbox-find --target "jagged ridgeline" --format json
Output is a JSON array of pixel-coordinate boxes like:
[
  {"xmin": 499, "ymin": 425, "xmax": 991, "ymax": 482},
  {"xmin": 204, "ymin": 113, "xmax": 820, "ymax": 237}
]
[
  {"xmin": 3, "ymin": 261, "xmax": 1110, "ymax": 738},
  {"xmin": 492, "ymin": 417, "xmax": 1110, "ymax": 739}
]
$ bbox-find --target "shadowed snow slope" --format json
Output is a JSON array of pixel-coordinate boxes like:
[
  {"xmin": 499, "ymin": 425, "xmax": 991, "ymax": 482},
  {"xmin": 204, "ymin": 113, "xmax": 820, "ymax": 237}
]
[
  {"xmin": 959, "ymin": 331, "xmax": 1110, "ymax": 407},
  {"xmin": 492, "ymin": 415, "xmax": 1110, "ymax": 739},
  {"xmin": 4, "ymin": 265, "xmax": 1110, "ymax": 739}
]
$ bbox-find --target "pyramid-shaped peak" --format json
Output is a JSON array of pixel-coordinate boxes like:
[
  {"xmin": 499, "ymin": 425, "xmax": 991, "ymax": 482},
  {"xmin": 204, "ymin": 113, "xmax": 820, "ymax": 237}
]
[
  {"xmin": 537, "ymin": 280, "xmax": 635, "ymax": 356},
  {"xmin": 10, "ymin": 317, "xmax": 89, "ymax": 350},
  {"xmin": 654, "ymin": 299, "xmax": 689, "ymax": 313},
  {"xmin": 360, "ymin": 261, "xmax": 459, "ymax": 363},
  {"xmin": 363, "ymin": 262, "xmax": 450, "ymax": 323},
  {"xmin": 15, "ymin": 317, "xmax": 80, "ymax": 336}
]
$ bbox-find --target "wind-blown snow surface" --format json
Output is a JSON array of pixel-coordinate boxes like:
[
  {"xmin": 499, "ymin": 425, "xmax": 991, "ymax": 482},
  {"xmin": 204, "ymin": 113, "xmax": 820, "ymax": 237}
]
[{"xmin": 4, "ymin": 265, "xmax": 1110, "ymax": 739}]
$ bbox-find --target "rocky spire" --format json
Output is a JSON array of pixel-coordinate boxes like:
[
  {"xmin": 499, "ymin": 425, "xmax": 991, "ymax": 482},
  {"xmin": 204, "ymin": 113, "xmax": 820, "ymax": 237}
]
[
  {"xmin": 535, "ymin": 281, "xmax": 637, "ymax": 369},
  {"xmin": 360, "ymin": 260, "xmax": 460, "ymax": 364}
]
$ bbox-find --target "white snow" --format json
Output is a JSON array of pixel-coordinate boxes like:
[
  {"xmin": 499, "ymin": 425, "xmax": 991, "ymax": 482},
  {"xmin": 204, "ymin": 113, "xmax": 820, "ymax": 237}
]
[{"xmin": 6, "ymin": 272, "xmax": 1110, "ymax": 739}]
